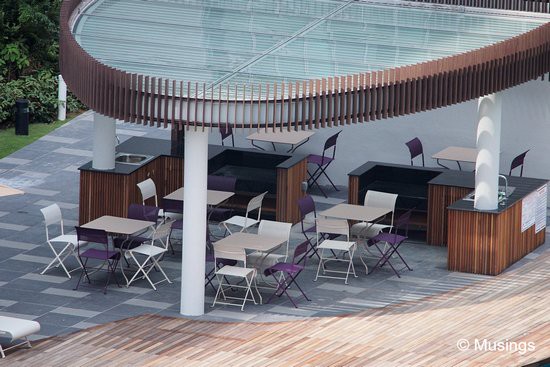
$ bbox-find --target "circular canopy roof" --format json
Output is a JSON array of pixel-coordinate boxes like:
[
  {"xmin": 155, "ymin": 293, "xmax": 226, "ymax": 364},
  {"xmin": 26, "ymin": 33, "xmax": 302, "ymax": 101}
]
[{"xmin": 73, "ymin": 0, "xmax": 545, "ymax": 98}]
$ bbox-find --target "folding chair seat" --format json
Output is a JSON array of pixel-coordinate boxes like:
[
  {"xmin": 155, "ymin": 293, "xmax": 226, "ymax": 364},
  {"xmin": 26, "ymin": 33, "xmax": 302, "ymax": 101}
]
[
  {"xmin": 74, "ymin": 227, "xmax": 120, "ymax": 294},
  {"xmin": 361, "ymin": 210, "xmax": 413, "ymax": 277},
  {"xmin": 307, "ymin": 130, "xmax": 342, "ymax": 198},
  {"xmin": 221, "ymin": 191, "xmax": 267, "ymax": 234},
  {"xmin": 264, "ymin": 241, "xmax": 311, "ymax": 308},
  {"xmin": 351, "ymin": 191, "xmax": 398, "ymax": 240},
  {"xmin": 124, "ymin": 220, "xmax": 174, "ymax": 290},
  {"xmin": 314, "ymin": 218, "xmax": 357, "ymax": 284},
  {"xmin": 246, "ymin": 220, "xmax": 292, "ymax": 271},
  {"xmin": 212, "ymin": 247, "xmax": 260, "ymax": 311},
  {"xmin": 0, "ymin": 316, "xmax": 41, "ymax": 358},
  {"xmin": 405, "ymin": 137, "xmax": 424, "ymax": 167},
  {"xmin": 40, "ymin": 203, "xmax": 84, "ymax": 279}
]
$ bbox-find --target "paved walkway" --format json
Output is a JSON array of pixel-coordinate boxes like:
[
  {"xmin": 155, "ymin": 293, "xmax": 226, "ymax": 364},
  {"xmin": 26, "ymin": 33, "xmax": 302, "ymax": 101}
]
[
  {"xmin": 8, "ymin": 248, "xmax": 550, "ymax": 366},
  {"xmin": 0, "ymin": 112, "xmax": 547, "ymax": 341}
]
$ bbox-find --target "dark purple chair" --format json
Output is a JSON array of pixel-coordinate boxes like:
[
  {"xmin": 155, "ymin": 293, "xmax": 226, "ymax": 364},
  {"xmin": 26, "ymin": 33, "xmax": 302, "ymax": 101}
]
[
  {"xmin": 207, "ymin": 175, "xmax": 237, "ymax": 223},
  {"xmin": 263, "ymin": 241, "xmax": 311, "ymax": 308},
  {"xmin": 364, "ymin": 209, "xmax": 413, "ymax": 278},
  {"xmin": 405, "ymin": 137, "xmax": 424, "ymax": 167},
  {"xmin": 307, "ymin": 130, "xmax": 342, "ymax": 198},
  {"xmin": 162, "ymin": 199, "xmax": 183, "ymax": 254},
  {"xmin": 113, "ymin": 204, "xmax": 159, "ymax": 252},
  {"xmin": 74, "ymin": 227, "xmax": 120, "ymax": 294},
  {"xmin": 297, "ymin": 195, "xmax": 336, "ymax": 261},
  {"xmin": 219, "ymin": 124, "xmax": 234, "ymax": 147},
  {"xmin": 509, "ymin": 150, "xmax": 529, "ymax": 177}
]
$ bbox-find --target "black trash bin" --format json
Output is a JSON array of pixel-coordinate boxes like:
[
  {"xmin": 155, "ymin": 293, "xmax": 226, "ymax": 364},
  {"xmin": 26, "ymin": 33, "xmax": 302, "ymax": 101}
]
[{"xmin": 15, "ymin": 99, "xmax": 29, "ymax": 135}]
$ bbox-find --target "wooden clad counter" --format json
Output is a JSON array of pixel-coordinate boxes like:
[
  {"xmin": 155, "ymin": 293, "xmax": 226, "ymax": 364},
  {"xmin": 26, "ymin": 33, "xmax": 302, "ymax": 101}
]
[{"xmin": 446, "ymin": 176, "xmax": 547, "ymax": 275}]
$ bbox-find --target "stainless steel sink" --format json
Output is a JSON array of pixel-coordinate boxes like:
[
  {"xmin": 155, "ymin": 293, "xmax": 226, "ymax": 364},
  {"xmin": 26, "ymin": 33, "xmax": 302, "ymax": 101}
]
[
  {"xmin": 463, "ymin": 186, "xmax": 515, "ymax": 202},
  {"xmin": 115, "ymin": 152, "xmax": 153, "ymax": 165}
]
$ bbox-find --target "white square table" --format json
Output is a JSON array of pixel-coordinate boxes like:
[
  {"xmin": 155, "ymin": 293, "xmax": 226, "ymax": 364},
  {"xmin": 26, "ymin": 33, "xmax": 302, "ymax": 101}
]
[
  {"xmin": 432, "ymin": 146, "xmax": 477, "ymax": 170},
  {"xmin": 164, "ymin": 187, "xmax": 234, "ymax": 206},
  {"xmin": 246, "ymin": 130, "xmax": 314, "ymax": 153},
  {"xmin": 320, "ymin": 204, "xmax": 391, "ymax": 223},
  {"xmin": 82, "ymin": 215, "xmax": 156, "ymax": 235}
]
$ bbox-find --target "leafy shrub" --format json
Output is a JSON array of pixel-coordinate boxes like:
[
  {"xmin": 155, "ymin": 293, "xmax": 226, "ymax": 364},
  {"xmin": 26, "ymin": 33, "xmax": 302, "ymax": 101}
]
[{"xmin": 0, "ymin": 70, "xmax": 84, "ymax": 127}]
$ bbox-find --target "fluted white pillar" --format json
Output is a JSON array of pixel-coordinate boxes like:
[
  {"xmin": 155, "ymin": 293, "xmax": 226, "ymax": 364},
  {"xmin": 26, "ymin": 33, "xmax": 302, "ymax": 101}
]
[
  {"xmin": 58, "ymin": 75, "xmax": 67, "ymax": 121},
  {"xmin": 92, "ymin": 112, "xmax": 116, "ymax": 170},
  {"xmin": 181, "ymin": 128, "xmax": 208, "ymax": 316},
  {"xmin": 474, "ymin": 93, "xmax": 502, "ymax": 210}
]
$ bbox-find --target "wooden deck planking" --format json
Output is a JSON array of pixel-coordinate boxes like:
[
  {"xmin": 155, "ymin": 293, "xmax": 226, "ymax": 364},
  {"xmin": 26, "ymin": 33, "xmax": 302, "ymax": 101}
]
[{"xmin": 7, "ymin": 252, "xmax": 550, "ymax": 366}]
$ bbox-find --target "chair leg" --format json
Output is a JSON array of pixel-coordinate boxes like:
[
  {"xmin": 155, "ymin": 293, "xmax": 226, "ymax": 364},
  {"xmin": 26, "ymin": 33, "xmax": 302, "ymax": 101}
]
[{"xmin": 314, "ymin": 248, "xmax": 325, "ymax": 281}]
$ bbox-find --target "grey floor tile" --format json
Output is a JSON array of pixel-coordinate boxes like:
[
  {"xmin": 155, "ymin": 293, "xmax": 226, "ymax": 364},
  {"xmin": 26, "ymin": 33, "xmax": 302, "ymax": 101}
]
[
  {"xmin": 10, "ymin": 254, "xmax": 52, "ymax": 265},
  {"xmin": 122, "ymin": 299, "xmax": 173, "ymax": 310},
  {"xmin": 23, "ymin": 187, "xmax": 59, "ymax": 197},
  {"xmin": 42, "ymin": 287, "xmax": 90, "ymax": 298},
  {"xmin": 0, "ymin": 157, "xmax": 31, "ymax": 165},
  {"xmin": 53, "ymin": 147, "xmax": 93, "ymax": 157},
  {"xmin": 0, "ymin": 240, "xmax": 38, "ymax": 251},
  {"xmin": 34, "ymin": 312, "xmax": 87, "ymax": 327},
  {"xmin": 40, "ymin": 135, "xmax": 80, "ymax": 144},
  {"xmin": 51, "ymin": 306, "xmax": 100, "ymax": 318},
  {"xmin": 0, "ymin": 299, "xmax": 18, "ymax": 308},
  {"xmin": 2, "ymin": 302, "xmax": 57, "ymax": 317},
  {"xmin": 0, "ymin": 222, "xmax": 29, "ymax": 231},
  {"xmin": 20, "ymin": 273, "xmax": 70, "ymax": 284}
]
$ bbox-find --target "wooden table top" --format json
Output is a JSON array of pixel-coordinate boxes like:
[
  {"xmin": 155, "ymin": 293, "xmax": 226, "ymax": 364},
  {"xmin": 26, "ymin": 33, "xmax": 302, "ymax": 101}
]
[
  {"xmin": 246, "ymin": 130, "xmax": 314, "ymax": 145},
  {"xmin": 214, "ymin": 232, "xmax": 284, "ymax": 253},
  {"xmin": 82, "ymin": 216, "xmax": 155, "ymax": 235},
  {"xmin": 164, "ymin": 188, "xmax": 234, "ymax": 206},
  {"xmin": 320, "ymin": 203, "xmax": 390, "ymax": 222},
  {"xmin": 432, "ymin": 146, "xmax": 478, "ymax": 163}
]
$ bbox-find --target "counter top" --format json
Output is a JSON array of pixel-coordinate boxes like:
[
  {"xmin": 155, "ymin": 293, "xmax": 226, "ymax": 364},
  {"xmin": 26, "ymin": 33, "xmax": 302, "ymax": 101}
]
[{"xmin": 79, "ymin": 136, "xmax": 306, "ymax": 175}]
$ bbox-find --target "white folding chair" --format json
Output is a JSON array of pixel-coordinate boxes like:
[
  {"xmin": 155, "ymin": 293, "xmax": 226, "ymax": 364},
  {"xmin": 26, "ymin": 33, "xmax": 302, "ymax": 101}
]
[
  {"xmin": 40, "ymin": 204, "xmax": 83, "ymax": 278},
  {"xmin": 314, "ymin": 217, "xmax": 357, "ymax": 284},
  {"xmin": 351, "ymin": 190, "xmax": 398, "ymax": 240},
  {"xmin": 221, "ymin": 191, "xmax": 267, "ymax": 234},
  {"xmin": 123, "ymin": 220, "xmax": 174, "ymax": 290},
  {"xmin": 137, "ymin": 178, "xmax": 182, "ymax": 221},
  {"xmin": 246, "ymin": 220, "xmax": 292, "ymax": 271},
  {"xmin": 212, "ymin": 247, "xmax": 260, "ymax": 311}
]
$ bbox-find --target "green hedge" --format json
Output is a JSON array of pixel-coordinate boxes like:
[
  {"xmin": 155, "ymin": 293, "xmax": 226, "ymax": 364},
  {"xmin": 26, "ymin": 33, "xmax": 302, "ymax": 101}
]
[{"xmin": 0, "ymin": 70, "xmax": 83, "ymax": 128}]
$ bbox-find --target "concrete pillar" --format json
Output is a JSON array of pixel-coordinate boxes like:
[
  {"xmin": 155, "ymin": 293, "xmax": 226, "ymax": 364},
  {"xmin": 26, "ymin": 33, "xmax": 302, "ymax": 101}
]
[
  {"xmin": 92, "ymin": 112, "xmax": 116, "ymax": 170},
  {"xmin": 58, "ymin": 75, "xmax": 67, "ymax": 121},
  {"xmin": 474, "ymin": 93, "xmax": 502, "ymax": 210},
  {"xmin": 181, "ymin": 128, "xmax": 208, "ymax": 316}
]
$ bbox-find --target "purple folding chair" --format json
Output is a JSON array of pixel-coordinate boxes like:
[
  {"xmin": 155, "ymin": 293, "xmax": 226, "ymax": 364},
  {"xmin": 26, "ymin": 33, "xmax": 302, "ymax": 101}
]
[
  {"xmin": 219, "ymin": 124, "xmax": 234, "ymax": 147},
  {"xmin": 405, "ymin": 137, "xmax": 424, "ymax": 167},
  {"xmin": 263, "ymin": 241, "xmax": 311, "ymax": 308},
  {"xmin": 364, "ymin": 210, "xmax": 413, "ymax": 278},
  {"xmin": 307, "ymin": 130, "xmax": 342, "ymax": 198},
  {"xmin": 74, "ymin": 227, "xmax": 120, "ymax": 294},
  {"xmin": 207, "ymin": 175, "xmax": 237, "ymax": 223},
  {"xmin": 297, "ymin": 195, "xmax": 337, "ymax": 261},
  {"xmin": 509, "ymin": 150, "xmax": 529, "ymax": 177}
]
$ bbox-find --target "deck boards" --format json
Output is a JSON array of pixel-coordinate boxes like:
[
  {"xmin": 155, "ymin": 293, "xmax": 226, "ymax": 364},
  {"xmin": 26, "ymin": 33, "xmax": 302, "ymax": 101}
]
[{"xmin": 8, "ymin": 252, "xmax": 550, "ymax": 366}]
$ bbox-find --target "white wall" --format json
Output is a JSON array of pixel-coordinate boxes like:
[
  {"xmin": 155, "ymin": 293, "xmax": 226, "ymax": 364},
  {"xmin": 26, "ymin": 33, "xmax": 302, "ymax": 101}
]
[{"xmin": 209, "ymin": 79, "xmax": 550, "ymax": 194}]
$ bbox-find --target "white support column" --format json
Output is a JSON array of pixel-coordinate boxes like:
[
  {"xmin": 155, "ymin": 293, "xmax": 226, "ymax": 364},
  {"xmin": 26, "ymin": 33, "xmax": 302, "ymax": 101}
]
[
  {"xmin": 181, "ymin": 128, "xmax": 208, "ymax": 316},
  {"xmin": 57, "ymin": 75, "xmax": 67, "ymax": 121},
  {"xmin": 92, "ymin": 112, "xmax": 116, "ymax": 170},
  {"xmin": 474, "ymin": 93, "xmax": 502, "ymax": 210}
]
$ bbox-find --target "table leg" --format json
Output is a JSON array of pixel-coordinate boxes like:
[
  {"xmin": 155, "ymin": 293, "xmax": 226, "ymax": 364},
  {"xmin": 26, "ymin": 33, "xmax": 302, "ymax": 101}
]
[
  {"xmin": 287, "ymin": 137, "xmax": 310, "ymax": 153},
  {"xmin": 456, "ymin": 161, "xmax": 462, "ymax": 170},
  {"xmin": 250, "ymin": 140, "xmax": 267, "ymax": 151},
  {"xmin": 436, "ymin": 158, "xmax": 450, "ymax": 169}
]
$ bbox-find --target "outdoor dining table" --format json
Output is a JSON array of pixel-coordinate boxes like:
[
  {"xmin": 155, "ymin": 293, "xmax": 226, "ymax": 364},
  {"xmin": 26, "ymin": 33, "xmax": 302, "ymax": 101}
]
[
  {"xmin": 319, "ymin": 203, "xmax": 391, "ymax": 223},
  {"xmin": 164, "ymin": 187, "xmax": 234, "ymax": 206},
  {"xmin": 246, "ymin": 130, "xmax": 314, "ymax": 153},
  {"xmin": 82, "ymin": 215, "xmax": 155, "ymax": 235},
  {"xmin": 432, "ymin": 146, "xmax": 477, "ymax": 170},
  {"xmin": 213, "ymin": 232, "xmax": 287, "ymax": 303}
]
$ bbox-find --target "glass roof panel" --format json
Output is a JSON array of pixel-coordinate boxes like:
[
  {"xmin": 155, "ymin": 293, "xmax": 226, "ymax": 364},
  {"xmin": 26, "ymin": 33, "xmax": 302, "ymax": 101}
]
[{"xmin": 73, "ymin": 0, "xmax": 547, "ymax": 97}]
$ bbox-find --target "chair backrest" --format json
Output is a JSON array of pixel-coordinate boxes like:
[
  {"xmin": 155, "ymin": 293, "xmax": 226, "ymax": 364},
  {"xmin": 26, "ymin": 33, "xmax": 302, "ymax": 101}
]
[
  {"xmin": 245, "ymin": 191, "xmax": 268, "ymax": 220},
  {"xmin": 320, "ymin": 130, "xmax": 342, "ymax": 164},
  {"xmin": 75, "ymin": 227, "xmax": 109, "ymax": 255},
  {"xmin": 364, "ymin": 190, "xmax": 398, "ymax": 229},
  {"xmin": 316, "ymin": 217, "xmax": 350, "ymax": 242},
  {"xmin": 258, "ymin": 220, "xmax": 292, "ymax": 259},
  {"xmin": 161, "ymin": 199, "xmax": 183, "ymax": 214},
  {"xmin": 509, "ymin": 150, "xmax": 529, "ymax": 177},
  {"xmin": 137, "ymin": 178, "xmax": 158, "ymax": 206},
  {"xmin": 214, "ymin": 246, "xmax": 247, "ymax": 266},
  {"xmin": 297, "ymin": 195, "xmax": 316, "ymax": 233},
  {"xmin": 208, "ymin": 175, "xmax": 237, "ymax": 192},
  {"xmin": 405, "ymin": 137, "xmax": 424, "ymax": 166},
  {"xmin": 128, "ymin": 203, "xmax": 159, "ymax": 222},
  {"xmin": 40, "ymin": 203, "xmax": 64, "ymax": 239},
  {"xmin": 151, "ymin": 220, "xmax": 174, "ymax": 250},
  {"xmin": 219, "ymin": 124, "xmax": 234, "ymax": 147}
]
